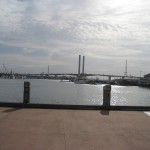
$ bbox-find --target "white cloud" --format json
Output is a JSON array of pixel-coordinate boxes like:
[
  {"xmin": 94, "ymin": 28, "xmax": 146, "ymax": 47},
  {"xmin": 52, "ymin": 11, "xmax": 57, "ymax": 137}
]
[{"xmin": 0, "ymin": 0, "xmax": 150, "ymax": 75}]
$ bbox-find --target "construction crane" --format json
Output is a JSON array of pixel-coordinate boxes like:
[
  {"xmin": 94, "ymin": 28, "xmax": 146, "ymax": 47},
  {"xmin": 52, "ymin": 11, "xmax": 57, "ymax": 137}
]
[{"xmin": 3, "ymin": 64, "xmax": 7, "ymax": 74}]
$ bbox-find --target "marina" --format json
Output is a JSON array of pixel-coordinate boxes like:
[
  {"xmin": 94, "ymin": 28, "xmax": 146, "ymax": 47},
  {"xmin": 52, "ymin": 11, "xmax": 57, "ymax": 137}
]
[{"xmin": 0, "ymin": 55, "xmax": 149, "ymax": 87}]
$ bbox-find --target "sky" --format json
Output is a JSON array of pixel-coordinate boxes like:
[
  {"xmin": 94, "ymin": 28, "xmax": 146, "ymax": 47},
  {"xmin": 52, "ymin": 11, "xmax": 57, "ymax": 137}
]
[{"xmin": 0, "ymin": 0, "xmax": 150, "ymax": 76}]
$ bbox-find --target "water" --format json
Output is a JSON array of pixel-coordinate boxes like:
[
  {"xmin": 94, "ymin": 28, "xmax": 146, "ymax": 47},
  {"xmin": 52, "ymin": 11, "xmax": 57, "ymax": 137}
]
[{"xmin": 0, "ymin": 79, "xmax": 150, "ymax": 106}]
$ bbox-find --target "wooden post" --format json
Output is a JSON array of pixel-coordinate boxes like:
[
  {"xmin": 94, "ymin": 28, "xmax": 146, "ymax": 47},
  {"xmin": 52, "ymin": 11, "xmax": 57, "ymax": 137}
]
[
  {"xmin": 23, "ymin": 81, "xmax": 30, "ymax": 103},
  {"xmin": 103, "ymin": 85, "xmax": 111, "ymax": 106}
]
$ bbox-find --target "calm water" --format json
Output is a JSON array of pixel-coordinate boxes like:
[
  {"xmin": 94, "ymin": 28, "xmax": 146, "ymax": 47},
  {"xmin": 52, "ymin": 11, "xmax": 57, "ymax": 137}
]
[{"xmin": 0, "ymin": 79, "xmax": 150, "ymax": 106}]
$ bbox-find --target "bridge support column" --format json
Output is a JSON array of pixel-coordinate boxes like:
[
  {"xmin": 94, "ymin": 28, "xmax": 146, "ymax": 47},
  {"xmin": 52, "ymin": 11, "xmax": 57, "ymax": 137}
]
[{"xmin": 78, "ymin": 55, "xmax": 81, "ymax": 77}]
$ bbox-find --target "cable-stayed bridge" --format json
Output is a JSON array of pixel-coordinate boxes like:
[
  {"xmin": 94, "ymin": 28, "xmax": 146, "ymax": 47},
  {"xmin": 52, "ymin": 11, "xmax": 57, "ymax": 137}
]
[
  {"xmin": 0, "ymin": 55, "xmax": 141, "ymax": 80},
  {"xmin": 0, "ymin": 72, "xmax": 140, "ymax": 80}
]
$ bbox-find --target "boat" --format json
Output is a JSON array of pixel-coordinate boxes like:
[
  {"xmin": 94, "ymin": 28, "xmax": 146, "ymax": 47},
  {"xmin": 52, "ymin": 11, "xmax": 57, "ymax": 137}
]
[{"xmin": 74, "ymin": 78, "xmax": 87, "ymax": 84}]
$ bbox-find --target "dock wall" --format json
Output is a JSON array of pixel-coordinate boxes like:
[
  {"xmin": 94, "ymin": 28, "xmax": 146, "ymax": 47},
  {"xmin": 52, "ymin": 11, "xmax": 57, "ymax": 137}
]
[{"xmin": 0, "ymin": 102, "xmax": 150, "ymax": 111}]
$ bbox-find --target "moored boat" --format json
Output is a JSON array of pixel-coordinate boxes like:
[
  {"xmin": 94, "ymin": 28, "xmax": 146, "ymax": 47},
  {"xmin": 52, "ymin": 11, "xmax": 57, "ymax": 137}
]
[{"xmin": 74, "ymin": 78, "xmax": 86, "ymax": 84}]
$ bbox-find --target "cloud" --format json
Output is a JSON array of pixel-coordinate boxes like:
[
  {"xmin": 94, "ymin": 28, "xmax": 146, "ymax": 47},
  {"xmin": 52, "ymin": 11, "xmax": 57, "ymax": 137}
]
[
  {"xmin": 0, "ymin": 43, "xmax": 49, "ymax": 57},
  {"xmin": 0, "ymin": 0, "xmax": 150, "ymax": 75}
]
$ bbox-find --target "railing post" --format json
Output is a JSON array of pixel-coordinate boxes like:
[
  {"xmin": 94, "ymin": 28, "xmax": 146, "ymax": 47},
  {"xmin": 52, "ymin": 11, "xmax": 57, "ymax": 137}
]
[
  {"xmin": 103, "ymin": 85, "xmax": 111, "ymax": 106},
  {"xmin": 23, "ymin": 81, "xmax": 30, "ymax": 103}
]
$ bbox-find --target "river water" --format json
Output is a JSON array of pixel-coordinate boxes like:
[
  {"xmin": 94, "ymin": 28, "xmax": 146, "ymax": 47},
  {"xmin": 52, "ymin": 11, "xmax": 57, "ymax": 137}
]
[{"xmin": 0, "ymin": 79, "xmax": 149, "ymax": 106}]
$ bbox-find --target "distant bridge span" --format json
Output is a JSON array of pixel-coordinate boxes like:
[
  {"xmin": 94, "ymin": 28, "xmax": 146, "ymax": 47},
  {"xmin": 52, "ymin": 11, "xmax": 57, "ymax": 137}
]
[
  {"xmin": 24, "ymin": 73, "xmax": 140, "ymax": 79},
  {"xmin": 0, "ymin": 73, "xmax": 140, "ymax": 80}
]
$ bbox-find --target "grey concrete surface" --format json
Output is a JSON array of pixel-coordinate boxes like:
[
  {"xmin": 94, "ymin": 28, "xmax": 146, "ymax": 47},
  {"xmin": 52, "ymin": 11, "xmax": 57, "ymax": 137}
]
[{"xmin": 0, "ymin": 107, "xmax": 150, "ymax": 150}]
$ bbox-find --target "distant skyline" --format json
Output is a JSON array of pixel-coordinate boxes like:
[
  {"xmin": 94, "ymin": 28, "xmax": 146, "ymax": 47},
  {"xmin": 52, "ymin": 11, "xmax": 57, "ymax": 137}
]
[{"xmin": 0, "ymin": 0, "xmax": 150, "ymax": 76}]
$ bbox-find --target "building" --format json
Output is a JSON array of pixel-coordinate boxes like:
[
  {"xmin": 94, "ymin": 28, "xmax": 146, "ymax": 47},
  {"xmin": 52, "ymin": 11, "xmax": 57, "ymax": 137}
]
[
  {"xmin": 139, "ymin": 73, "xmax": 150, "ymax": 87},
  {"xmin": 144, "ymin": 73, "xmax": 150, "ymax": 78}
]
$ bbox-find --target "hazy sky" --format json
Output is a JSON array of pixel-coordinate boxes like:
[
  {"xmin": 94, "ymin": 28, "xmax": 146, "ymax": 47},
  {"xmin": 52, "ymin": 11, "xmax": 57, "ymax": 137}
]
[{"xmin": 0, "ymin": 0, "xmax": 150, "ymax": 76}]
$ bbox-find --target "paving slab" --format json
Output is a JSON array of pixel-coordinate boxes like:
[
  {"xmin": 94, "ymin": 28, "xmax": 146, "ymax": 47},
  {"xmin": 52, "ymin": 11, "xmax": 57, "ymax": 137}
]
[{"xmin": 0, "ymin": 107, "xmax": 150, "ymax": 150}]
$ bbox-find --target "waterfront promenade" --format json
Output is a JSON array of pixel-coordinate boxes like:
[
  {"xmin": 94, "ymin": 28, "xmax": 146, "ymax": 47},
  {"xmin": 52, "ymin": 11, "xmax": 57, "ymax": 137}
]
[{"xmin": 0, "ymin": 107, "xmax": 150, "ymax": 150}]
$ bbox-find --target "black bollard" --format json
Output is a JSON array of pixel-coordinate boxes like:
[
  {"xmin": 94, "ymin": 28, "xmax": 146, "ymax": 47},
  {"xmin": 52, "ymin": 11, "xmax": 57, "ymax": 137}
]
[
  {"xmin": 103, "ymin": 85, "xmax": 111, "ymax": 106},
  {"xmin": 23, "ymin": 81, "xmax": 30, "ymax": 103}
]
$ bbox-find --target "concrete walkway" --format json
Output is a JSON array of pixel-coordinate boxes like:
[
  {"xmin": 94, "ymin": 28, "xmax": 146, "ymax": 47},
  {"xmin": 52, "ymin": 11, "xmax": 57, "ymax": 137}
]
[{"xmin": 0, "ymin": 107, "xmax": 150, "ymax": 150}]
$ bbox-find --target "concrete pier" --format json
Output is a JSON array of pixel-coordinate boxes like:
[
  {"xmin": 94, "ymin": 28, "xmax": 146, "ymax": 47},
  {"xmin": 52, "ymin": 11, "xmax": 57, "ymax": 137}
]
[{"xmin": 0, "ymin": 107, "xmax": 150, "ymax": 150}]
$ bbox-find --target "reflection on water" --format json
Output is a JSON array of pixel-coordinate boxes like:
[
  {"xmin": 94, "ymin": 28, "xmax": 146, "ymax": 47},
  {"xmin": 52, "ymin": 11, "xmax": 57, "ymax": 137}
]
[
  {"xmin": 0, "ymin": 79, "xmax": 150, "ymax": 106},
  {"xmin": 111, "ymin": 86, "xmax": 150, "ymax": 106},
  {"xmin": 111, "ymin": 86, "xmax": 128, "ymax": 106}
]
